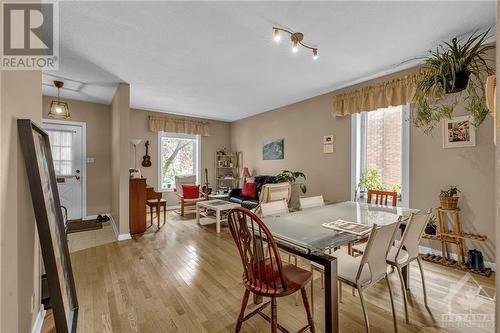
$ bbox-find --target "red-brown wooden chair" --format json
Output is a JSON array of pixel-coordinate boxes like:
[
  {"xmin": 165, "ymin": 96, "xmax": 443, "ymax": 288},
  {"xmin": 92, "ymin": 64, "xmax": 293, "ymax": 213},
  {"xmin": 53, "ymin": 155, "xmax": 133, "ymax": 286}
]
[
  {"xmin": 227, "ymin": 207, "xmax": 315, "ymax": 333},
  {"xmin": 366, "ymin": 190, "xmax": 397, "ymax": 207}
]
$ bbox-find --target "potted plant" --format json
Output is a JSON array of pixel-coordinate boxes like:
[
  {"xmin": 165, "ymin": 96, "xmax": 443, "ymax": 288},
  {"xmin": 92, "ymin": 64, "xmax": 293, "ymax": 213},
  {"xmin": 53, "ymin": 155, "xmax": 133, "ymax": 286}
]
[
  {"xmin": 276, "ymin": 170, "xmax": 306, "ymax": 209},
  {"xmin": 425, "ymin": 215, "xmax": 438, "ymax": 235},
  {"xmin": 439, "ymin": 186, "xmax": 460, "ymax": 210},
  {"xmin": 413, "ymin": 30, "xmax": 494, "ymax": 133},
  {"xmin": 356, "ymin": 168, "xmax": 385, "ymax": 199}
]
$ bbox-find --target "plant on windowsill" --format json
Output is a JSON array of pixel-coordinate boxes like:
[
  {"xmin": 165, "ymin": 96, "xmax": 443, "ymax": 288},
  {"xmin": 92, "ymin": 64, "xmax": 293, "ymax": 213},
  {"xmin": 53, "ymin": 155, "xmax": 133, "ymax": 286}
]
[
  {"xmin": 413, "ymin": 29, "xmax": 494, "ymax": 133},
  {"xmin": 355, "ymin": 168, "xmax": 385, "ymax": 199},
  {"xmin": 439, "ymin": 186, "xmax": 461, "ymax": 210}
]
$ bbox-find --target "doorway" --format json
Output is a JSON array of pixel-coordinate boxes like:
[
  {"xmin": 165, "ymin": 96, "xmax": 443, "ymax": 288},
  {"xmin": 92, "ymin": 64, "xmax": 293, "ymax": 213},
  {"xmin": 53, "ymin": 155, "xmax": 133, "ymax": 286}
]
[{"xmin": 43, "ymin": 120, "xmax": 86, "ymax": 220}]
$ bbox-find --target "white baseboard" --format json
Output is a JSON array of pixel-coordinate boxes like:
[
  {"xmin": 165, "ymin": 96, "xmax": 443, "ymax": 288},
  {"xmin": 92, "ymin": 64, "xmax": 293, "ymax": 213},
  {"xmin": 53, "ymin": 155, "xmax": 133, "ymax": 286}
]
[
  {"xmin": 108, "ymin": 214, "xmax": 131, "ymax": 241},
  {"xmin": 31, "ymin": 307, "xmax": 46, "ymax": 333},
  {"xmin": 419, "ymin": 245, "xmax": 496, "ymax": 271}
]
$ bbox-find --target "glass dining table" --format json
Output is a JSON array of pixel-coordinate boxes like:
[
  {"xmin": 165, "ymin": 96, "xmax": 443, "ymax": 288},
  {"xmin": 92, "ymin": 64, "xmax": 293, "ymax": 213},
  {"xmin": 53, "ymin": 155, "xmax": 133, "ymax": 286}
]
[{"xmin": 260, "ymin": 201, "xmax": 419, "ymax": 333}]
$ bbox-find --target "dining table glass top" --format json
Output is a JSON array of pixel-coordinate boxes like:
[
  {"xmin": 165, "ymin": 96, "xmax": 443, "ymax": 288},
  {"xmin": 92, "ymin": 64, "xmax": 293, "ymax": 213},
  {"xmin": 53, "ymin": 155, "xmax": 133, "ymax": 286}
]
[{"xmin": 261, "ymin": 201, "xmax": 419, "ymax": 253}]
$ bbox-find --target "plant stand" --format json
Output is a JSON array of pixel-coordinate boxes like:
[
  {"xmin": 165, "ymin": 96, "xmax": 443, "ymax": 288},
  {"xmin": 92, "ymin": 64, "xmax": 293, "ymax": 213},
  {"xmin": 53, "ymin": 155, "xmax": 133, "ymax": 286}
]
[{"xmin": 421, "ymin": 208, "xmax": 490, "ymax": 277}]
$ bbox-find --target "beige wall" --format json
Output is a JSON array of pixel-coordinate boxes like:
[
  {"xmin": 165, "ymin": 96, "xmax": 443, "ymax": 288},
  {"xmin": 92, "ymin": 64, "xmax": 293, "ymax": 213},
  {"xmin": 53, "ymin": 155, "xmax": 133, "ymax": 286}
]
[
  {"xmin": 495, "ymin": 1, "xmax": 499, "ymax": 326},
  {"xmin": 231, "ymin": 92, "xmax": 352, "ymax": 203},
  {"xmin": 111, "ymin": 84, "xmax": 130, "ymax": 235},
  {"xmin": 232, "ymin": 54, "xmax": 496, "ymax": 263},
  {"xmin": 1, "ymin": 71, "xmax": 43, "ymax": 332},
  {"xmin": 42, "ymin": 96, "xmax": 112, "ymax": 216},
  {"xmin": 128, "ymin": 109, "xmax": 231, "ymax": 205}
]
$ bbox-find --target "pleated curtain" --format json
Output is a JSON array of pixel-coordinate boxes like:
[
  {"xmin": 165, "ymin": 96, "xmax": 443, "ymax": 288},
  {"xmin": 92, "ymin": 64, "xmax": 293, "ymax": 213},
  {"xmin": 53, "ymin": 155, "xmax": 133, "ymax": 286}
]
[{"xmin": 148, "ymin": 116, "xmax": 210, "ymax": 136}]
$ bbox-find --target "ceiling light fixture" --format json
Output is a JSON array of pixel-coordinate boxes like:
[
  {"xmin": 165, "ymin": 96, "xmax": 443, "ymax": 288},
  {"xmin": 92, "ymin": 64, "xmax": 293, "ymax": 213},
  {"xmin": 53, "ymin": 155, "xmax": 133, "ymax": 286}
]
[
  {"xmin": 272, "ymin": 26, "xmax": 318, "ymax": 60},
  {"xmin": 49, "ymin": 80, "xmax": 70, "ymax": 119}
]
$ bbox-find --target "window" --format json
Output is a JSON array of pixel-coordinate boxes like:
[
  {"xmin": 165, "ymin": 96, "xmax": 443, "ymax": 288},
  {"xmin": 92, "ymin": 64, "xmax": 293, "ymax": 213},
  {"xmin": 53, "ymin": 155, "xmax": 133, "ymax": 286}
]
[
  {"xmin": 351, "ymin": 105, "xmax": 410, "ymax": 207},
  {"xmin": 47, "ymin": 129, "xmax": 73, "ymax": 176},
  {"xmin": 158, "ymin": 132, "xmax": 200, "ymax": 191}
]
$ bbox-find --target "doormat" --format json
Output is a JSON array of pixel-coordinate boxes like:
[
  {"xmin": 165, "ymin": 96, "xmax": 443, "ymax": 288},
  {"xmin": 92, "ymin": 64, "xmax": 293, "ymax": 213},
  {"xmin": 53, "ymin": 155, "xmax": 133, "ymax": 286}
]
[{"xmin": 67, "ymin": 219, "xmax": 102, "ymax": 233}]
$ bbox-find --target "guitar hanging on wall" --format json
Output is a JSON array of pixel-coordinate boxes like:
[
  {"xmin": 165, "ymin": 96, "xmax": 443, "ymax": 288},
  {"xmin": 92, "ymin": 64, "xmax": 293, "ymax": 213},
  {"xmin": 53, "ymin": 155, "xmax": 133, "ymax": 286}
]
[{"xmin": 141, "ymin": 140, "xmax": 152, "ymax": 167}]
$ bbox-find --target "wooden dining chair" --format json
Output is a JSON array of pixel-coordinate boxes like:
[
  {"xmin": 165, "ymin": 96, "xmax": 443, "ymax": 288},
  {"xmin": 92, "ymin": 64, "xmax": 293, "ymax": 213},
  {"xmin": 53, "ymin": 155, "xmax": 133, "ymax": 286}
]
[
  {"xmin": 367, "ymin": 190, "xmax": 397, "ymax": 207},
  {"xmin": 227, "ymin": 207, "xmax": 315, "ymax": 333},
  {"xmin": 333, "ymin": 222, "xmax": 400, "ymax": 333},
  {"xmin": 349, "ymin": 190, "xmax": 398, "ymax": 256}
]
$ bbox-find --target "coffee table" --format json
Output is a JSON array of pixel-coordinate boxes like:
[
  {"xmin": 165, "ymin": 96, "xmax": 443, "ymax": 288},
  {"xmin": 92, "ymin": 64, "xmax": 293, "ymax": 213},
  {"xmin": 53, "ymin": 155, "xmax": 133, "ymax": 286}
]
[{"xmin": 196, "ymin": 200, "xmax": 240, "ymax": 233}]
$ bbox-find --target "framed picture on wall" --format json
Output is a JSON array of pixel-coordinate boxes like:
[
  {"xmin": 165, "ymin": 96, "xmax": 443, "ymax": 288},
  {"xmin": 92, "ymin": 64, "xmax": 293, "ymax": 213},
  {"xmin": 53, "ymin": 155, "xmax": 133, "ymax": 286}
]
[
  {"xmin": 263, "ymin": 138, "xmax": 284, "ymax": 160},
  {"xmin": 442, "ymin": 115, "xmax": 476, "ymax": 148},
  {"xmin": 18, "ymin": 119, "xmax": 78, "ymax": 333}
]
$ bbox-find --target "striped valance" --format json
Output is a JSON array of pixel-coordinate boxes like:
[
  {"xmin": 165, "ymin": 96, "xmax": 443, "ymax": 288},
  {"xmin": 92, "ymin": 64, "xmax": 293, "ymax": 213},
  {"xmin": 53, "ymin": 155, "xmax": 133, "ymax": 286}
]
[
  {"xmin": 333, "ymin": 72, "xmax": 422, "ymax": 116},
  {"xmin": 148, "ymin": 116, "xmax": 210, "ymax": 136}
]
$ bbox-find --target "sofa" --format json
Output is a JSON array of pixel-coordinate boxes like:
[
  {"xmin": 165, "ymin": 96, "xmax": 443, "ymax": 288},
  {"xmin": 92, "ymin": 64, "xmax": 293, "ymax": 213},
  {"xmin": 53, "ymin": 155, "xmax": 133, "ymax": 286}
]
[{"xmin": 228, "ymin": 175, "xmax": 277, "ymax": 209}]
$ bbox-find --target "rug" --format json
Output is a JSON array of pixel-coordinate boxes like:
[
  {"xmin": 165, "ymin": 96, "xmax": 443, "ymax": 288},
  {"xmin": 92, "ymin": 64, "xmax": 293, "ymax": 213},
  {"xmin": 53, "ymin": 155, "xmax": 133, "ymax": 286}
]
[{"xmin": 67, "ymin": 219, "xmax": 103, "ymax": 233}]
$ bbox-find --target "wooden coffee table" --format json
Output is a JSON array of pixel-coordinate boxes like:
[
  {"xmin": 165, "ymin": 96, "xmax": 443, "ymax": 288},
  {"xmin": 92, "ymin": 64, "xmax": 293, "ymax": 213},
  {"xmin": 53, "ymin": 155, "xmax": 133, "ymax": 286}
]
[{"xmin": 196, "ymin": 200, "xmax": 240, "ymax": 233}]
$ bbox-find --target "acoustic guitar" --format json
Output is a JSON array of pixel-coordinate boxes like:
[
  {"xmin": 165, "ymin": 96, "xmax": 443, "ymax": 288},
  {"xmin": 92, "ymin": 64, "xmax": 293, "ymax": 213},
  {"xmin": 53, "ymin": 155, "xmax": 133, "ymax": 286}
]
[
  {"xmin": 141, "ymin": 140, "xmax": 152, "ymax": 167},
  {"xmin": 202, "ymin": 168, "xmax": 212, "ymax": 194}
]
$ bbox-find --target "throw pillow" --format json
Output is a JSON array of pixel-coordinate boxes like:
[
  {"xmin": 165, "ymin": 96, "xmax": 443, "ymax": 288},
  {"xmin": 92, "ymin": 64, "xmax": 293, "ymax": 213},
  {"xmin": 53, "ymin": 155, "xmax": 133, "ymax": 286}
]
[
  {"xmin": 182, "ymin": 184, "xmax": 200, "ymax": 199},
  {"xmin": 241, "ymin": 182, "xmax": 257, "ymax": 198}
]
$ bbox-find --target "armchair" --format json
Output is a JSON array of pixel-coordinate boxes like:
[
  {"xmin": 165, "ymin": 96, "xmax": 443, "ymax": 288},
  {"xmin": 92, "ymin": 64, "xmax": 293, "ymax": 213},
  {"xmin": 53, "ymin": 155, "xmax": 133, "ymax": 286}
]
[{"xmin": 174, "ymin": 175, "xmax": 207, "ymax": 216}]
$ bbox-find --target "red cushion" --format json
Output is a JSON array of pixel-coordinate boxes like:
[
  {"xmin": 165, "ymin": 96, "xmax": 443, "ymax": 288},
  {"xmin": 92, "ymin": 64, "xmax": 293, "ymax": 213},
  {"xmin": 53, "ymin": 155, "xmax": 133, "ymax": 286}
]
[
  {"xmin": 241, "ymin": 182, "xmax": 257, "ymax": 198},
  {"xmin": 182, "ymin": 184, "xmax": 199, "ymax": 199}
]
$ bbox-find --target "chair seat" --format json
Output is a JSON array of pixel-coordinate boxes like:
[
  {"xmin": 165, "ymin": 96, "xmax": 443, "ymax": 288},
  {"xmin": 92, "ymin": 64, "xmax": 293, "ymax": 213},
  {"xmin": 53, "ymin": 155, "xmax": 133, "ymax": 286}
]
[
  {"xmin": 146, "ymin": 198, "xmax": 167, "ymax": 206},
  {"xmin": 182, "ymin": 197, "xmax": 205, "ymax": 203},
  {"xmin": 332, "ymin": 249, "xmax": 372, "ymax": 287},
  {"xmin": 244, "ymin": 259, "xmax": 312, "ymax": 297}
]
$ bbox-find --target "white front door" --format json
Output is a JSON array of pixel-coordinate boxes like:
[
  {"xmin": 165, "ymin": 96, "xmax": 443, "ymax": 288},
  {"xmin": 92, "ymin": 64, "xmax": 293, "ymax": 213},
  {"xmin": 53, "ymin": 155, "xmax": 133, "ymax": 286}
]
[{"xmin": 43, "ymin": 121, "xmax": 85, "ymax": 220}]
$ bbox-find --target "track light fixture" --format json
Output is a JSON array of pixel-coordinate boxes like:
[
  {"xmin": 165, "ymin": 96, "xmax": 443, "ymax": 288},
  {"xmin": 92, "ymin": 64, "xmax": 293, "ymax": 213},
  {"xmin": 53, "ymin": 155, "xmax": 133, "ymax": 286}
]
[{"xmin": 272, "ymin": 27, "xmax": 318, "ymax": 60}]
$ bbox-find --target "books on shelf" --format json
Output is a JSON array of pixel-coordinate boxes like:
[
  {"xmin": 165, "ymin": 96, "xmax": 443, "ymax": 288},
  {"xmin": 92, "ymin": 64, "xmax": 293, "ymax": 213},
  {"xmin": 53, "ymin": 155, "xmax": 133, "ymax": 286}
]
[{"xmin": 322, "ymin": 219, "xmax": 372, "ymax": 236}]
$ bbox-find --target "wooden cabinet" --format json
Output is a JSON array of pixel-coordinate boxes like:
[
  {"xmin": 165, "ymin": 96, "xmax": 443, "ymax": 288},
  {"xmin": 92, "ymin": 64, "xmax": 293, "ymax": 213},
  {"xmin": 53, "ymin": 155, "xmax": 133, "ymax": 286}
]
[{"xmin": 129, "ymin": 178, "xmax": 147, "ymax": 235}]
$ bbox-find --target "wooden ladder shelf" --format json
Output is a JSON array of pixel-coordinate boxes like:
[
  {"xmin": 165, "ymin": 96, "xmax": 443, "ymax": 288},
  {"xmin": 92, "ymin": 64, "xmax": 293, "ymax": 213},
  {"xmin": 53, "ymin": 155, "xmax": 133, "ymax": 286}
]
[{"xmin": 421, "ymin": 208, "xmax": 491, "ymax": 277}]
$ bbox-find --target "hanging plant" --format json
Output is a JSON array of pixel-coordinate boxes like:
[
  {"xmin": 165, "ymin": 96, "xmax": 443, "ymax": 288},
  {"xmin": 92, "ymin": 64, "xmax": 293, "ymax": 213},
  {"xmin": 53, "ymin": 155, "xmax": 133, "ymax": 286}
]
[{"xmin": 413, "ymin": 30, "xmax": 494, "ymax": 133}]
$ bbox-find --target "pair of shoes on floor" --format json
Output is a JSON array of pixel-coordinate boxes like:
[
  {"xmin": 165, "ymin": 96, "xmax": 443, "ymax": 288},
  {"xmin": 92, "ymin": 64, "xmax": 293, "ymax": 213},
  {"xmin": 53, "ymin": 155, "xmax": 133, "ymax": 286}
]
[{"xmin": 96, "ymin": 214, "xmax": 110, "ymax": 223}]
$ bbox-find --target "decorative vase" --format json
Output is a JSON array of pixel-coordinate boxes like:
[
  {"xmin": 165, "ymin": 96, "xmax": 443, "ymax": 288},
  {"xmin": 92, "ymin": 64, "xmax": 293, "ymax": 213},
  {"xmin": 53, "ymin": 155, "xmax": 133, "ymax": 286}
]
[{"xmin": 439, "ymin": 195, "xmax": 459, "ymax": 210}]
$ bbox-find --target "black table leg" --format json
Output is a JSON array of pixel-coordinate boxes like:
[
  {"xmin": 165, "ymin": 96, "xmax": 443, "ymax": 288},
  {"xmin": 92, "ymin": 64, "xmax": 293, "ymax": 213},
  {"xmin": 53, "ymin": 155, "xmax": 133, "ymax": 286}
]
[{"xmin": 322, "ymin": 255, "xmax": 339, "ymax": 333}]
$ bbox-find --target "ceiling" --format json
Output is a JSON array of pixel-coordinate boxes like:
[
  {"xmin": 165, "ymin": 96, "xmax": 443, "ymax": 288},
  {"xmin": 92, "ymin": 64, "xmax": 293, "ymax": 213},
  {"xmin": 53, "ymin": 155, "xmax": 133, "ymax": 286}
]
[{"xmin": 42, "ymin": 1, "xmax": 496, "ymax": 122}]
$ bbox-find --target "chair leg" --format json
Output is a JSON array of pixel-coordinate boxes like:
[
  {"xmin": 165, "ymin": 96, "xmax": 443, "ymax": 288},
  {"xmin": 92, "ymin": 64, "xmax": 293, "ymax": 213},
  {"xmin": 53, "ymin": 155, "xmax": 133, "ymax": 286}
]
[
  {"xmin": 301, "ymin": 288, "xmax": 315, "ymax": 333},
  {"xmin": 357, "ymin": 287, "xmax": 370, "ymax": 333},
  {"xmin": 181, "ymin": 200, "xmax": 185, "ymax": 216},
  {"xmin": 416, "ymin": 257, "xmax": 429, "ymax": 308},
  {"xmin": 385, "ymin": 277, "xmax": 398, "ymax": 333},
  {"xmin": 235, "ymin": 289, "xmax": 250, "ymax": 333},
  {"xmin": 271, "ymin": 297, "xmax": 277, "ymax": 333},
  {"xmin": 310, "ymin": 273, "xmax": 314, "ymax": 318},
  {"xmin": 149, "ymin": 207, "xmax": 153, "ymax": 228},
  {"xmin": 163, "ymin": 205, "xmax": 167, "ymax": 226},
  {"xmin": 320, "ymin": 271, "xmax": 324, "ymax": 290},
  {"xmin": 396, "ymin": 266, "xmax": 409, "ymax": 324},
  {"xmin": 339, "ymin": 280, "xmax": 343, "ymax": 303}
]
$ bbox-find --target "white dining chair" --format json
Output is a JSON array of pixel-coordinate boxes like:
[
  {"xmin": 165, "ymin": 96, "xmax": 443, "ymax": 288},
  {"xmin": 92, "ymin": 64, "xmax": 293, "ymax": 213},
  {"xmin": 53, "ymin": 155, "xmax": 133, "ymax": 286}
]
[
  {"xmin": 387, "ymin": 211, "xmax": 432, "ymax": 323},
  {"xmin": 333, "ymin": 221, "xmax": 400, "ymax": 333},
  {"xmin": 260, "ymin": 199, "xmax": 289, "ymax": 217},
  {"xmin": 299, "ymin": 195, "xmax": 325, "ymax": 210}
]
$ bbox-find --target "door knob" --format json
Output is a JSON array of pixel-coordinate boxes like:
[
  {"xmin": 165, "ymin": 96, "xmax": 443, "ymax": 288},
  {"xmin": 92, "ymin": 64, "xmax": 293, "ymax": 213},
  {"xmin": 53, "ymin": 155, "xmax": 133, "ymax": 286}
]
[{"xmin": 76, "ymin": 169, "xmax": 80, "ymax": 174}]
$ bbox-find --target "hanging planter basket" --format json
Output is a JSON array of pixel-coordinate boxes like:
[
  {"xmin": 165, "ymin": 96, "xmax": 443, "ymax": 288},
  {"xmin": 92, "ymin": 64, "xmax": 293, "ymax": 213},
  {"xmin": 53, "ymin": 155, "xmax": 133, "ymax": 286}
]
[{"xmin": 442, "ymin": 71, "xmax": 470, "ymax": 94}]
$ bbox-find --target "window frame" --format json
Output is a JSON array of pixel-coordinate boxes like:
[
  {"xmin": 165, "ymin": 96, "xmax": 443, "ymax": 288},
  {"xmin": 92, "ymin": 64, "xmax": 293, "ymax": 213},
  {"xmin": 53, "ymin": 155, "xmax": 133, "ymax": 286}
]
[
  {"xmin": 351, "ymin": 104, "xmax": 410, "ymax": 207},
  {"xmin": 157, "ymin": 132, "xmax": 201, "ymax": 192}
]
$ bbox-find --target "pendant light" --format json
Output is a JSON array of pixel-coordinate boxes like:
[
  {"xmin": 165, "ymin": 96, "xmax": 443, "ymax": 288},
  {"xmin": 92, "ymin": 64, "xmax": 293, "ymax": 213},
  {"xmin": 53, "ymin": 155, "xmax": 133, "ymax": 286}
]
[{"xmin": 49, "ymin": 80, "xmax": 70, "ymax": 119}]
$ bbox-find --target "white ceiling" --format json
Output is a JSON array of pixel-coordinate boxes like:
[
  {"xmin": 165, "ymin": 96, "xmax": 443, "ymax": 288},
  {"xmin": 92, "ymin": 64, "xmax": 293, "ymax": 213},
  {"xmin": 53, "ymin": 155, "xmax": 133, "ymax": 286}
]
[{"xmin": 42, "ymin": 1, "xmax": 496, "ymax": 122}]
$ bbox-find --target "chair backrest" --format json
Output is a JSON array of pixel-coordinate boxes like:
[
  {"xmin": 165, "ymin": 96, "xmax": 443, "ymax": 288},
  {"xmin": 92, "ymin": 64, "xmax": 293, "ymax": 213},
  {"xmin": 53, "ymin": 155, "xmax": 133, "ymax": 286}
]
[
  {"xmin": 174, "ymin": 175, "xmax": 197, "ymax": 195},
  {"xmin": 357, "ymin": 221, "xmax": 400, "ymax": 284},
  {"xmin": 367, "ymin": 190, "xmax": 397, "ymax": 207},
  {"xmin": 260, "ymin": 199, "xmax": 289, "ymax": 217},
  {"xmin": 227, "ymin": 207, "xmax": 287, "ymax": 294},
  {"xmin": 396, "ymin": 210, "xmax": 432, "ymax": 260},
  {"xmin": 299, "ymin": 195, "xmax": 325, "ymax": 209},
  {"xmin": 259, "ymin": 182, "xmax": 291, "ymax": 203}
]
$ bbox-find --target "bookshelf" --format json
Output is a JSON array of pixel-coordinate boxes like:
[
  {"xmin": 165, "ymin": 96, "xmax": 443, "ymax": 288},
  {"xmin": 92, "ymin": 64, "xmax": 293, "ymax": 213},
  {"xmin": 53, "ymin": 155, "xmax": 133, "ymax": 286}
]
[{"xmin": 215, "ymin": 151, "xmax": 241, "ymax": 193}]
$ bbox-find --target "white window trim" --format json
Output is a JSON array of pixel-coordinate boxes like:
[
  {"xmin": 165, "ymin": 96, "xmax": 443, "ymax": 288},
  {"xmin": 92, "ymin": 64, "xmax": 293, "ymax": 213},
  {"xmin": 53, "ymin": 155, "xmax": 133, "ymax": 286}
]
[
  {"xmin": 350, "ymin": 104, "xmax": 410, "ymax": 207},
  {"xmin": 157, "ymin": 132, "xmax": 201, "ymax": 192}
]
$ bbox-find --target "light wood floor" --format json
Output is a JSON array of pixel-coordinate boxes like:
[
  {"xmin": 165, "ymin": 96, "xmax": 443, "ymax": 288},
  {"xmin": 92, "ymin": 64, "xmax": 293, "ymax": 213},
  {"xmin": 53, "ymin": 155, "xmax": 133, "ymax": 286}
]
[{"xmin": 68, "ymin": 212, "xmax": 495, "ymax": 333}]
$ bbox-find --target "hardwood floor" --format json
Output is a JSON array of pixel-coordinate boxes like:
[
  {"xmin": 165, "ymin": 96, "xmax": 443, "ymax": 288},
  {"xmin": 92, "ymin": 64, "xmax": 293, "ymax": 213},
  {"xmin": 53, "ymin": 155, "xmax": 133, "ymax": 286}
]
[{"xmin": 69, "ymin": 212, "xmax": 495, "ymax": 333}]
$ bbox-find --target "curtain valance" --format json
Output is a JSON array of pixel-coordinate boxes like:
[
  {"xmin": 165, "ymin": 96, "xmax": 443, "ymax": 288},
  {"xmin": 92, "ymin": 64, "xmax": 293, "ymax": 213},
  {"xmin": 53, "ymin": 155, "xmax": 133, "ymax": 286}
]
[
  {"xmin": 148, "ymin": 116, "xmax": 210, "ymax": 136},
  {"xmin": 333, "ymin": 72, "xmax": 422, "ymax": 116}
]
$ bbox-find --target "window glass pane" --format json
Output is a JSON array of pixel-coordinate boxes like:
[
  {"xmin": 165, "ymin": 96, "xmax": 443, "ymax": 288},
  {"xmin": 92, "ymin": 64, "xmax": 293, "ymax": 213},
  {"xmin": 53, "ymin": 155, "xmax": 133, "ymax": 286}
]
[
  {"xmin": 365, "ymin": 106, "xmax": 402, "ymax": 191},
  {"xmin": 60, "ymin": 161, "xmax": 72, "ymax": 176},
  {"xmin": 60, "ymin": 147, "xmax": 72, "ymax": 161},
  {"xmin": 51, "ymin": 131, "xmax": 60, "ymax": 145},
  {"xmin": 51, "ymin": 146, "xmax": 61, "ymax": 161},
  {"xmin": 61, "ymin": 132, "xmax": 72, "ymax": 146},
  {"xmin": 159, "ymin": 134, "xmax": 198, "ymax": 190}
]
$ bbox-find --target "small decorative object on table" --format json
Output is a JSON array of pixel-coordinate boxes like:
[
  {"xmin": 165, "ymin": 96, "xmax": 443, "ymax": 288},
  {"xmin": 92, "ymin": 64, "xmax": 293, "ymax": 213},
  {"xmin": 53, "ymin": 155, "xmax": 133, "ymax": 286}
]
[{"xmin": 439, "ymin": 186, "xmax": 460, "ymax": 209}]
